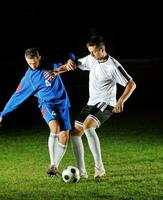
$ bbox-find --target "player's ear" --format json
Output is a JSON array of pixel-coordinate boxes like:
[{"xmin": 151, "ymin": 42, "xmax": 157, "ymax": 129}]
[{"xmin": 39, "ymin": 56, "xmax": 41, "ymax": 60}]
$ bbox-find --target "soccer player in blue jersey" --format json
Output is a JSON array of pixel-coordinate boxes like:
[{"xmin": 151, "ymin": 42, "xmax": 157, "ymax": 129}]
[{"xmin": 0, "ymin": 48, "xmax": 75, "ymax": 177}]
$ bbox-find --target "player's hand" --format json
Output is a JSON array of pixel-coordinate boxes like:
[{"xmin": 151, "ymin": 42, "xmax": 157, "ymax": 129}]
[
  {"xmin": 112, "ymin": 100, "xmax": 124, "ymax": 113},
  {"xmin": 66, "ymin": 59, "xmax": 77, "ymax": 71},
  {"xmin": 0, "ymin": 116, "xmax": 3, "ymax": 127},
  {"xmin": 44, "ymin": 70, "xmax": 57, "ymax": 80}
]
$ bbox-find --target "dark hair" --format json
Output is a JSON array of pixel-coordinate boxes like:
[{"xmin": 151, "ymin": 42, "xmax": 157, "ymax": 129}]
[
  {"xmin": 86, "ymin": 35, "xmax": 106, "ymax": 49},
  {"xmin": 24, "ymin": 48, "xmax": 40, "ymax": 59}
]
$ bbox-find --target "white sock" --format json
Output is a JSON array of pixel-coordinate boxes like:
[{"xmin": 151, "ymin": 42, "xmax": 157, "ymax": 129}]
[
  {"xmin": 48, "ymin": 133, "xmax": 59, "ymax": 167},
  {"xmin": 85, "ymin": 128, "xmax": 104, "ymax": 169},
  {"xmin": 71, "ymin": 136, "xmax": 87, "ymax": 174},
  {"xmin": 56, "ymin": 143, "xmax": 67, "ymax": 168}
]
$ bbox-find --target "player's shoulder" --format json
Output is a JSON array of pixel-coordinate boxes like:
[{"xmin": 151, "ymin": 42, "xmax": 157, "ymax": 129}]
[
  {"xmin": 24, "ymin": 67, "xmax": 31, "ymax": 76},
  {"xmin": 78, "ymin": 54, "xmax": 96, "ymax": 69},
  {"xmin": 108, "ymin": 55, "xmax": 122, "ymax": 67}
]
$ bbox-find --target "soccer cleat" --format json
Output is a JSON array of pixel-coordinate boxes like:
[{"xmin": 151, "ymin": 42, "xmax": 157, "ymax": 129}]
[
  {"xmin": 47, "ymin": 165, "xmax": 61, "ymax": 177},
  {"xmin": 94, "ymin": 167, "xmax": 106, "ymax": 178},
  {"xmin": 80, "ymin": 171, "xmax": 88, "ymax": 179}
]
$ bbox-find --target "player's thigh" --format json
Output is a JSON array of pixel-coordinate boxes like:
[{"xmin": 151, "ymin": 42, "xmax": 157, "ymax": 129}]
[
  {"xmin": 74, "ymin": 105, "xmax": 93, "ymax": 131},
  {"xmin": 40, "ymin": 102, "xmax": 57, "ymax": 124},
  {"xmin": 86, "ymin": 104, "xmax": 114, "ymax": 128},
  {"xmin": 83, "ymin": 117, "xmax": 98, "ymax": 129},
  {"xmin": 57, "ymin": 107, "xmax": 72, "ymax": 131}
]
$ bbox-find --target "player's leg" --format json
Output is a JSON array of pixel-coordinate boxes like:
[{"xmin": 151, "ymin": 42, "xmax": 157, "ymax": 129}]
[
  {"xmin": 84, "ymin": 103, "xmax": 114, "ymax": 178},
  {"xmin": 56, "ymin": 130, "xmax": 69, "ymax": 168},
  {"xmin": 47, "ymin": 119, "xmax": 61, "ymax": 177},
  {"xmin": 55, "ymin": 107, "xmax": 71, "ymax": 169},
  {"xmin": 70, "ymin": 105, "xmax": 93, "ymax": 178},
  {"xmin": 40, "ymin": 103, "xmax": 61, "ymax": 176},
  {"xmin": 70, "ymin": 124, "xmax": 88, "ymax": 178},
  {"xmin": 83, "ymin": 117, "xmax": 105, "ymax": 178}
]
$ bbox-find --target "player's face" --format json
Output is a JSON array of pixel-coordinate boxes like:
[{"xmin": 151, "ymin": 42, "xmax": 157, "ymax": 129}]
[
  {"xmin": 88, "ymin": 46, "xmax": 103, "ymax": 61},
  {"xmin": 25, "ymin": 56, "xmax": 41, "ymax": 70}
]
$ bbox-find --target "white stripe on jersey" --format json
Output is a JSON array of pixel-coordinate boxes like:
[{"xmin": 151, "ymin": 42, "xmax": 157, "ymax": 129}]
[{"xmin": 78, "ymin": 55, "xmax": 132, "ymax": 107}]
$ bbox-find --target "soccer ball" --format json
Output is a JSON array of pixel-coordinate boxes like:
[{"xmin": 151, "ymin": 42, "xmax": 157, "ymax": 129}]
[{"xmin": 62, "ymin": 166, "xmax": 80, "ymax": 183}]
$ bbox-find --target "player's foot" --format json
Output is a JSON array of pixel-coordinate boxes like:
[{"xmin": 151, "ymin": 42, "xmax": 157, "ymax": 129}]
[
  {"xmin": 80, "ymin": 171, "xmax": 88, "ymax": 179},
  {"xmin": 47, "ymin": 165, "xmax": 61, "ymax": 177},
  {"xmin": 94, "ymin": 167, "xmax": 105, "ymax": 178}
]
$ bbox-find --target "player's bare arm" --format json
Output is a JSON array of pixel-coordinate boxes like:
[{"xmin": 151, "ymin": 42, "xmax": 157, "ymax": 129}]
[
  {"xmin": 113, "ymin": 80, "xmax": 136, "ymax": 113},
  {"xmin": 44, "ymin": 59, "xmax": 77, "ymax": 79}
]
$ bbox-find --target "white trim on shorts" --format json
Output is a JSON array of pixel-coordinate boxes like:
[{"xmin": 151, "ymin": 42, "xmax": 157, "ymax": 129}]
[
  {"xmin": 75, "ymin": 114, "xmax": 101, "ymax": 128},
  {"xmin": 88, "ymin": 114, "xmax": 101, "ymax": 128},
  {"xmin": 75, "ymin": 120, "xmax": 83, "ymax": 127}
]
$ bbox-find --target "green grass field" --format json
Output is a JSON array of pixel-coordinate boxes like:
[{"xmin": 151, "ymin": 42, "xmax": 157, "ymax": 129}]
[{"xmin": 0, "ymin": 109, "xmax": 163, "ymax": 200}]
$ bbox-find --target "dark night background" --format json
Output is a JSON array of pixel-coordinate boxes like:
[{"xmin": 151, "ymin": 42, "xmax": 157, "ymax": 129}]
[{"xmin": 0, "ymin": 2, "xmax": 162, "ymax": 126}]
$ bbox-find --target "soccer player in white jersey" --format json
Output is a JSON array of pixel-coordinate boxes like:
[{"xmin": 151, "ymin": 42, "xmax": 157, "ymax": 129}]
[{"xmin": 44, "ymin": 35, "xmax": 136, "ymax": 179}]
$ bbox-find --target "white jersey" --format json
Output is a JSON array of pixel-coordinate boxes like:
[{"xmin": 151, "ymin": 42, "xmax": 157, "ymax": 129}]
[{"xmin": 78, "ymin": 55, "xmax": 132, "ymax": 107}]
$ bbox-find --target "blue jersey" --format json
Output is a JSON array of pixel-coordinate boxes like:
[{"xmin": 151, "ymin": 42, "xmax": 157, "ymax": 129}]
[{"xmin": 0, "ymin": 62, "xmax": 70, "ymax": 118}]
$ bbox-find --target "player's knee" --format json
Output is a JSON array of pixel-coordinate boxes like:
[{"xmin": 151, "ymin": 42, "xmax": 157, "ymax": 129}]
[
  {"xmin": 59, "ymin": 131, "xmax": 69, "ymax": 144},
  {"xmin": 48, "ymin": 120, "xmax": 60, "ymax": 133},
  {"xmin": 49, "ymin": 127, "xmax": 60, "ymax": 133},
  {"xmin": 70, "ymin": 126, "xmax": 83, "ymax": 136},
  {"xmin": 83, "ymin": 123, "xmax": 96, "ymax": 130}
]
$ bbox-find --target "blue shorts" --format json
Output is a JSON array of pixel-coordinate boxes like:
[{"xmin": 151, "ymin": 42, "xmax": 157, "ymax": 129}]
[{"xmin": 39, "ymin": 102, "xmax": 72, "ymax": 131}]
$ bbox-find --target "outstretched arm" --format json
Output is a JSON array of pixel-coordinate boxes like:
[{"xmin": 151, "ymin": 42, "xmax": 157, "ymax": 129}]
[
  {"xmin": 0, "ymin": 76, "xmax": 34, "ymax": 126},
  {"xmin": 44, "ymin": 59, "xmax": 79, "ymax": 80},
  {"xmin": 113, "ymin": 79, "xmax": 136, "ymax": 113},
  {"xmin": 55, "ymin": 59, "xmax": 78, "ymax": 74}
]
